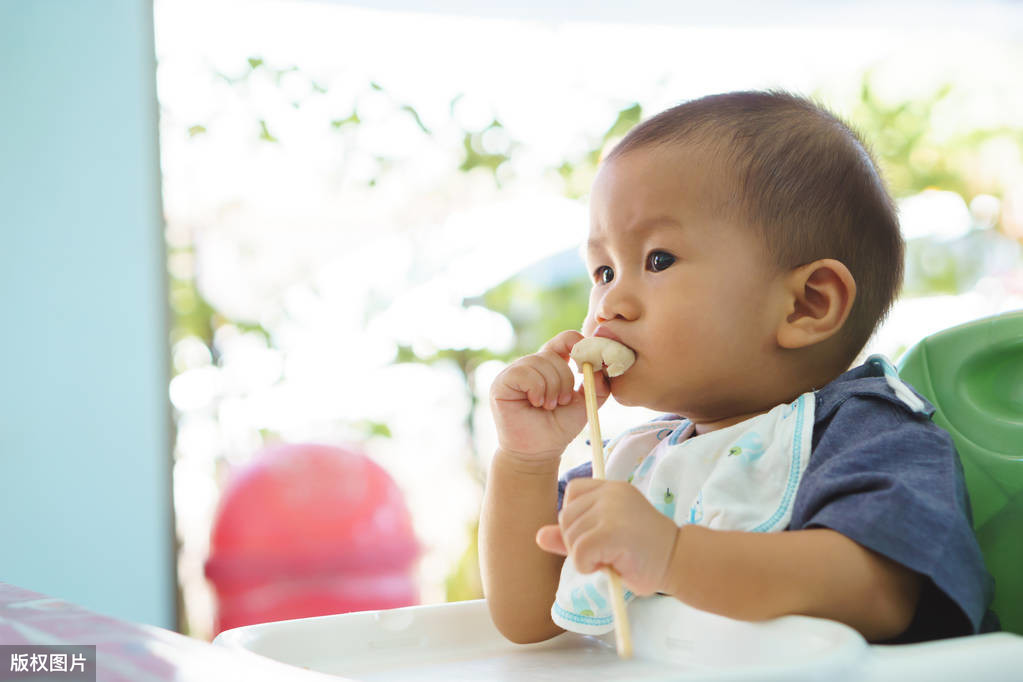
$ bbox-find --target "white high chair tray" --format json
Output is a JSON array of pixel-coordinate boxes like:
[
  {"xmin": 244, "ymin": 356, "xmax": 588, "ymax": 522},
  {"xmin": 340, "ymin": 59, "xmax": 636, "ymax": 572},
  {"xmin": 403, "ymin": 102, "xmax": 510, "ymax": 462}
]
[{"xmin": 214, "ymin": 598, "xmax": 1023, "ymax": 681}]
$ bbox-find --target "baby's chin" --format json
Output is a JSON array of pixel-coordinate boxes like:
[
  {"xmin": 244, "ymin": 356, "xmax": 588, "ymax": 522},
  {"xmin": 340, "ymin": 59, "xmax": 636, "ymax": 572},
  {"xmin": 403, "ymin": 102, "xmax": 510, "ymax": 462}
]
[
  {"xmin": 610, "ymin": 375, "xmax": 682, "ymax": 414},
  {"xmin": 607, "ymin": 374, "xmax": 645, "ymax": 407}
]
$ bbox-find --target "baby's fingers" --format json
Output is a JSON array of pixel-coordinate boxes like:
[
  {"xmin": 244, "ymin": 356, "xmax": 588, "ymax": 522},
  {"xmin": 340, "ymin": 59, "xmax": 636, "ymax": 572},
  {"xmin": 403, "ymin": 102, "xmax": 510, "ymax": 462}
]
[
  {"xmin": 521, "ymin": 363, "xmax": 554, "ymax": 408},
  {"xmin": 540, "ymin": 330, "xmax": 585, "ymax": 361},
  {"xmin": 536, "ymin": 349, "xmax": 578, "ymax": 406},
  {"xmin": 516, "ymin": 354, "xmax": 571, "ymax": 409},
  {"xmin": 516, "ymin": 360, "xmax": 560, "ymax": 408},
  {"xmin": 535, "ymin": 524, "xmax": 567, "ymax": 556},
  {"xmin": 492, "ymin": 362, "xmax": 548, "ymax": 407}
]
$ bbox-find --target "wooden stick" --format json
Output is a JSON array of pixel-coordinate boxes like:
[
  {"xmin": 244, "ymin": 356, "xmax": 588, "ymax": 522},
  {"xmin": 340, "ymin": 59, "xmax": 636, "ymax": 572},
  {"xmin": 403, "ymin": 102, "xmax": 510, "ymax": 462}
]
[{"xmin": 581, "ymin": 361, "xmax": 633, "ymax": 660}]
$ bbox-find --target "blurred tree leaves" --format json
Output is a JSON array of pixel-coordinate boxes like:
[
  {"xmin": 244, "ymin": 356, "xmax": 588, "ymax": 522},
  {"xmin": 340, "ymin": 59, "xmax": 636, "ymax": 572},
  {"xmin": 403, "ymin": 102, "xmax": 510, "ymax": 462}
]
[
  {"xmin": 355, "ymin": 420, "xmax": 393, "ymax": 439},
  {"xmin": 474, "ymin": 274, "xmax": 590, "ymax": 358},
  {"xmin": 844, "ymin": 79, "xmax": 1022, "ymax": 297},
  {"xmin": 557, "ymin": 103, "xmax": 642, "ymax": 199},
  {"xmin": 852, "ymin": 81, "xmax": 961, "ymax": 197},
  {"xmin": 330, "ymin": 111, "xmax": 361, "ymax": 129},
  {"xmin": 169, "ymin": 261, "xmax": 219, "ymax": 347},
  {"xmin": 258, "ymin": 119, "xmax": 278, "ymax": 143},
  {"xmin": 401, "ymin": 104, "xmax": 431, "ymax": 135},
  {"xmin": 459, "ymin": 119, "xmax": 514, "ymax": 183},
  {"xmin": 847, "ymin": 79, "xmax": 1020, "ymax": 201},
  {"xmin": 445, "ymin": 522, "xmax": 482, "ymax": 602},
  {"xmin": 167, "ymin": 244, "xmax": 273, "ymax": 359}
]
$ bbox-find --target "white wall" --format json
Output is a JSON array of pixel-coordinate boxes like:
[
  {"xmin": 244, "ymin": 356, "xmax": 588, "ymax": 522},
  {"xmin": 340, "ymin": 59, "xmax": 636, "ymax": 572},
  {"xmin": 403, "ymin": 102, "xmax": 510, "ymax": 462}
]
[{"xmin": 0, "ymin": 0, "xmax": 175, "ymax": 629}]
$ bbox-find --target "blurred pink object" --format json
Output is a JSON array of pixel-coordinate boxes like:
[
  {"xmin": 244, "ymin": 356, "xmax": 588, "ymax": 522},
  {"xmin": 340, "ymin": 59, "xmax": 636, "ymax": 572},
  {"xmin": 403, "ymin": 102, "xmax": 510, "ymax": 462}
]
[{"xmin": 204, "ymin": 443, "xmax": 419, "ymax": 636}]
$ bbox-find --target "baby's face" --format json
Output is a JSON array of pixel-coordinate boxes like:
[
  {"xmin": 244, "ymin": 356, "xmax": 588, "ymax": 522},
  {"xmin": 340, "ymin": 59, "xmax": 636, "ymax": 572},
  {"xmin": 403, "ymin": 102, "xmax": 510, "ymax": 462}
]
[{"xmin": 583, "ymin": 145, "xmax": 789, "ymax": 422}]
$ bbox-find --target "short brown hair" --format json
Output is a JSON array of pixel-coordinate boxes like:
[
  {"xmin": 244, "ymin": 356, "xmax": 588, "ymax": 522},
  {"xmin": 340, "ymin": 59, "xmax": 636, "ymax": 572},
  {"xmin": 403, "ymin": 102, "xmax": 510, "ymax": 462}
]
[{"xmin": 606, "ymin": 91, "xmax": 903, "ymax": 362}]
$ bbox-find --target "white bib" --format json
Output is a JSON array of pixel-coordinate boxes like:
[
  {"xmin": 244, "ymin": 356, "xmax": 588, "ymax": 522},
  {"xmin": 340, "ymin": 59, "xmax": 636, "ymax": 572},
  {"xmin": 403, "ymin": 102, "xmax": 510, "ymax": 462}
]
[{"xmin": 552, "ymin": 391, "xmax": 816, "ymax": 634}]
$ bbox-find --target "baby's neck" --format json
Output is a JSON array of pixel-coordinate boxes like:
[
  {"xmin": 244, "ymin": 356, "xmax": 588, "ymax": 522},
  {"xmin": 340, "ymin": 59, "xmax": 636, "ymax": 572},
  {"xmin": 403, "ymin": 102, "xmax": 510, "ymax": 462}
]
[
  {"xmin": 691, "ymin": 409, "xmax": 771, "ymax": 436},
  {"xmin": 685, "ymin": 350, "xmax": 850, "ymax": 436}
]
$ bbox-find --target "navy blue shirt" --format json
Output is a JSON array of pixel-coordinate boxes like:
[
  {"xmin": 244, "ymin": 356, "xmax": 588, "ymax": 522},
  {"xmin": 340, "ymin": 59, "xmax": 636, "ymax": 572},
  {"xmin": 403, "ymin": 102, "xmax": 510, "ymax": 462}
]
[{"xmin": 558, "ymin": 361, "xmax": 997, "ymax": 642}]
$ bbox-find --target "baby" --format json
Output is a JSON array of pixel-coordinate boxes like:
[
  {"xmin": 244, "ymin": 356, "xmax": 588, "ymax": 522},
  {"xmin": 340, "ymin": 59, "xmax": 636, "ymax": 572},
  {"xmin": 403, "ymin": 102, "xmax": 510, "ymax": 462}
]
[{"xmin": 479, "ymin": 91, "xmax": 995, "ymax": 645}]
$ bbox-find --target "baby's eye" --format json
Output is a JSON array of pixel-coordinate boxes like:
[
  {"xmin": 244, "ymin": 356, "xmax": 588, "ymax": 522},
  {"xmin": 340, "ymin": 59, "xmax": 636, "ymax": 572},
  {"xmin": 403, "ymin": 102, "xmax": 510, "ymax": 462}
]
[
  {"xmin": 594, "ymin": 265, "xmax": 614, "ymax": 284},
  {"xmin": 646, "ymin": 251, "xmax": 676, "ymax": 272}
]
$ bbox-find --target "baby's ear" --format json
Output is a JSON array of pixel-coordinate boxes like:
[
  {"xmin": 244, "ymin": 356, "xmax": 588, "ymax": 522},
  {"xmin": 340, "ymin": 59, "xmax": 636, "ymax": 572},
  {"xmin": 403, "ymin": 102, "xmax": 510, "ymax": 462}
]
[{"xmin": 776, "ymin": 259, "xmax": 856, "ymax": 350}]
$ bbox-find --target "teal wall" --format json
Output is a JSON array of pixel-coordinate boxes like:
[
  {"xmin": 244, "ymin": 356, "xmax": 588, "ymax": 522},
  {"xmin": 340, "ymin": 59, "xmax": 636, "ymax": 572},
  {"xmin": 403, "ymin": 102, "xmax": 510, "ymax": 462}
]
[{"xmin": 0, "ymin": 0, "xmax": 175, "ymax": 629}]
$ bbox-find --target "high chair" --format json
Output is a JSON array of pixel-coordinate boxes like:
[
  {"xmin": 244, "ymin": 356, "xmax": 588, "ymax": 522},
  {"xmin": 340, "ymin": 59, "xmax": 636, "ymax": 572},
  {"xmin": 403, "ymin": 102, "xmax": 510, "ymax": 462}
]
[
  {"xmin": 214, "ymin": 311, "xmax": 1023, "ymax": 680},
  {"xmin": 897, "ymin": 309, "xmax": 1023, "ymax": 635}
]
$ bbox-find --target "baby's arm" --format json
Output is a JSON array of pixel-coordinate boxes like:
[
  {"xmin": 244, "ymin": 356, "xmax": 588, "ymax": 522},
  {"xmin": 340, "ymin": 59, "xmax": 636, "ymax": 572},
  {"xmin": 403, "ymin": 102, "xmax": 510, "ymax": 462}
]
[
  {"xmin": 479, "ymin": 330, "xmax": 611, "ymax": 643},
  {"xmin": 537, "ymin": 484, "xmax": 921, "ymax": 642},
  {"xmin": 663, "ymin": 525, "xmax": 922, "ymax": 641},
  {"xmin": 479, "ymin": 451, "xmax": 565, "ymax": 643}
]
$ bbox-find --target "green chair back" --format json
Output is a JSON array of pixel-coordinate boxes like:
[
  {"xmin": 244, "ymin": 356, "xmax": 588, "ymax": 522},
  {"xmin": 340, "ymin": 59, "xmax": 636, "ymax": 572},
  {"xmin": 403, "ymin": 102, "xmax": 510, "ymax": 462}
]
[{"xmin": 897, "ymin": 310, "xmax": 1023, "ymax": 635}]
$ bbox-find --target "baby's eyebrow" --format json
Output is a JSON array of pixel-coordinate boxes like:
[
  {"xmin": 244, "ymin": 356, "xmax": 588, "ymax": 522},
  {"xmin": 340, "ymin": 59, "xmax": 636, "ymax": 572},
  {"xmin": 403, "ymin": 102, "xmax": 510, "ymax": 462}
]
[
  {"xmin": 587, "ymin": 215, "xmax": 685, "ymax": 251},
  {"xmin": 630, "ymin": 214, "xmax": 684, "ymax": 233}
]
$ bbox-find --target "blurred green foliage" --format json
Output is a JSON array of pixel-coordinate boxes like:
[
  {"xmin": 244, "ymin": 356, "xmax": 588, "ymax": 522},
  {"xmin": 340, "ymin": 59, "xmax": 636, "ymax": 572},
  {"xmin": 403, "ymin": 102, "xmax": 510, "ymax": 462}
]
[
  {"xmin": 844, "ymin": 80, "xmax": 1021, "ymax": 296},
  {"xmin": 851, "ymin": 79, "xmax": 1023, "ymax": 200},
  {"xmin": 477, "ymin": 276, "xmax": 591, "ymax": 358},
  {"xmin": 853, "ymin": 81, "xmax": 962, "ymax": 197},
  {"xmin": 445, "ymin": 522, "xmax": 483, "ymax": 602},
  {"xmin": 557, "ymin": 103, "xmax": 642, "ymax": 199},
  {"xmin": 459, "ymin": 119, "xmax": 514, "ymax": 184}
]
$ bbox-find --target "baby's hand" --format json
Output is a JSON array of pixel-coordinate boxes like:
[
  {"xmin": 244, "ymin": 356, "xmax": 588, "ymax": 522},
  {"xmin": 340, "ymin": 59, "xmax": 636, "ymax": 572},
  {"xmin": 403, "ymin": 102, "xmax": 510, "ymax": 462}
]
[
  {"xmin": 535, "ymin": 479, "xmax": 679, "ymax": 596},
  {"xmin": 490, "ymin": 330, "xmax": 610, "ymax": 463}
]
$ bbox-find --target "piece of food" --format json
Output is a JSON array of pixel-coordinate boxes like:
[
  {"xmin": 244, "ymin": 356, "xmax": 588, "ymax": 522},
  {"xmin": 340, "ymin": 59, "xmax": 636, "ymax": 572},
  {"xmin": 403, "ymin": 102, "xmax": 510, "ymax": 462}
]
[{"xmin": 570, "ymin": 336, "xmax": 636, "ymax": 377}]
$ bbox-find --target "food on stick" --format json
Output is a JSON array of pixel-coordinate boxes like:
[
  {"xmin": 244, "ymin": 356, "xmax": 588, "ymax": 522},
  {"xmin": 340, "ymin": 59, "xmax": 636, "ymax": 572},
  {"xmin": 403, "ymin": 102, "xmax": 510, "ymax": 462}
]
[{"xmin": 570, "ymin": 336, "xmax": 636, "ymax": 377}]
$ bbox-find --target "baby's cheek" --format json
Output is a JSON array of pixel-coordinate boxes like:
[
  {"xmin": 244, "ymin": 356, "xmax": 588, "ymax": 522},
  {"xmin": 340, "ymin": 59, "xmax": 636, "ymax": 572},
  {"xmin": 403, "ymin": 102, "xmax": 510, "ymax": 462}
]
[{"xmin": 580, "ymin": 312, "xmax": 597, "ymax": 336}]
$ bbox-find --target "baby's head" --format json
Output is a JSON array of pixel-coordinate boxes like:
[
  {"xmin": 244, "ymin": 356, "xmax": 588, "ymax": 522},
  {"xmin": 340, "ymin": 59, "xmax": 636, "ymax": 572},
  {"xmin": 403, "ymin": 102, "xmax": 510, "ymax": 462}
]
[{"xmin": 582, "ymin": 91, "xmax": 903, "ymax": 427}]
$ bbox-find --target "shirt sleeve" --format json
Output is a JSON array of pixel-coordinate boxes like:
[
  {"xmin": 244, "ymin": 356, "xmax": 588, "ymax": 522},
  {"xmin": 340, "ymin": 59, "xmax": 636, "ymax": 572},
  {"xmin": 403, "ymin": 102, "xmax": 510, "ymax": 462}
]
[
  {"xmin": 789, "ymin": 393, "xmax": 996, "ymax": 642},
  {"xmin": 557, "ymin": 461, "xmax": 593, "ymax": 512}
]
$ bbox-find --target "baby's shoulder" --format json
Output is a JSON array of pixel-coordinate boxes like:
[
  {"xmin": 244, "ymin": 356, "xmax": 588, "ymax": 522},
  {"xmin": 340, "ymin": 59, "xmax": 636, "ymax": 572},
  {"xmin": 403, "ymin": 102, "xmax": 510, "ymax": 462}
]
[
  {"xmin": 810, "ymin": 357, "xmax": 958, "ymax": 471},
  {"xmin": 814, "ymin": 355, "xmax": 936, "ymax": 427}
]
